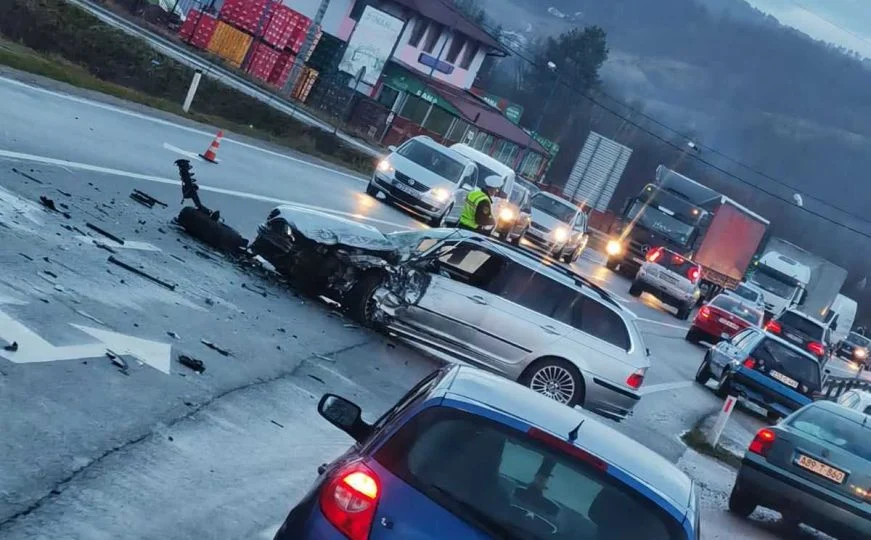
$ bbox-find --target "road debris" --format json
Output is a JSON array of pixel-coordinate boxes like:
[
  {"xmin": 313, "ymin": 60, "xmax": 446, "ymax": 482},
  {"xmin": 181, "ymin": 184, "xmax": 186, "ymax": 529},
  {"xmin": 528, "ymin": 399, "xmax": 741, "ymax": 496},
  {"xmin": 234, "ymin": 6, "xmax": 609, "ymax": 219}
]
[
  {"xmin": 86, "ymin": 223, "xmax": 125, "ymax": 245},
  {"xmin": 167, "ymin": 331, "xmax": 181, "ymax": 340},
  {"xmin": 107, "ymin": 256, "xmax": 177, "ymax": 291},
  {"xmin": 314, "ymin": 354, "xmax": 336, "ymax": 363},
  {"xmin": 270, "ymin": 420, "xmax": 285, "ymax": 429},
  {"xmin": 93, "ymin": 241, "xmax": 118, "ymax": 254},
  {"xmin": 43, "ymin": 270, "xmax": 58, "ymax": 279},
  {"xmin": 132, "ymin": 189, "xmax": 167, "ymax": 208},
  {"xmin": 242, "ymin": 283, "xmax": 268, "ymax": 297},
  {"xmin": 178, "ymin": 354, "xmax": 205, "ymax": 373},
  {"xmin": 18, "ymin": 253, "xmax": 33, "ymax": 261},
  {"xmin": 200, "ymin": 339, "xmax": 230, "ymax": 356},
  {"xmin": 12, "ymin": 168, "xmax": 44, "ymax": 184},
  {"xmin": 3, "ymin": 341, "xmax": 19, "ymax": 352},
  {"xmin": 57, "ymin": 189, "xmax": 72, "ymax": 197},
  {"xmin": 74, "ymin": 310, "xmax": 106, "ymax": 326},
  {"xmin": 106, "ymin": 350, "xmax": 129, "ymax": 373},
  {"xmin": 39, "ymin": 196, "xmax": 57, "ymax": 211},
  {"xmin": 308, "ymin": 374, "xmax": 325, "ymax": 384}
]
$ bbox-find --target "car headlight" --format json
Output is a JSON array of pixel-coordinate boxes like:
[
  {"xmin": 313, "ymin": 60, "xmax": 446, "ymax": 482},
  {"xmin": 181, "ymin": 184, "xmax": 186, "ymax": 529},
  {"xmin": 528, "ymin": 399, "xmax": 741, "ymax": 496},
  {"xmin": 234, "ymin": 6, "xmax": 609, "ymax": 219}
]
[
  {"xmin": 855, "ymin": 347, "xmax": 868, "ymax": 359},
  {"xmin": 552, "ymin": 227, "xmax": 569, "ymax": 242},
  {"xmin": 377, "ymin": 159, "xmax": 394, "ymax": 173},
  {"xmin": 498, "ymin": 207, "xmax": 515, "ymax": 222},
  {"xmin": 606, "ymin": 240, "xmax": 623, "ymax": 256},
  {"xmin": 429, "ymin": 187, "xmax": 451, "ymax": 202}
]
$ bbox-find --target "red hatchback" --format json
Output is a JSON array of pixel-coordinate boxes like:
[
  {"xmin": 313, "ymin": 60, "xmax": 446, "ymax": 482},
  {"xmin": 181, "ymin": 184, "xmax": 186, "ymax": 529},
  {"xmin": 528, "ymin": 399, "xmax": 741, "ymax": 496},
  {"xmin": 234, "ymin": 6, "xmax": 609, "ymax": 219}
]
[{"xmin": 685, "ymin": 294, "xmax": 764, "ymax": 344}]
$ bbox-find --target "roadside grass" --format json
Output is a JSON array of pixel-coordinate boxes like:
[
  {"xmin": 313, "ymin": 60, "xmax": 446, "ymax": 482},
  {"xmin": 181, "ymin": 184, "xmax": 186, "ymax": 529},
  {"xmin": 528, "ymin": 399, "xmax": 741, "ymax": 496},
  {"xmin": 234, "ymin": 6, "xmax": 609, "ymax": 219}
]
[{"xmin": 681, "ymin": 421, "xmax": 743, "ymax": 469}]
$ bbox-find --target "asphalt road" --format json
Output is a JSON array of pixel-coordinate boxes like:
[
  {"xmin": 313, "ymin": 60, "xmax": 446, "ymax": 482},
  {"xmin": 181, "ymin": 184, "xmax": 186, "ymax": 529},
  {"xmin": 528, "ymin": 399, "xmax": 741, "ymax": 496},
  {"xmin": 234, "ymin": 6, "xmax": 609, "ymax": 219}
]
[{"xmin": 0, "ymin": 72, "xmax": 823, "ymax": 539}]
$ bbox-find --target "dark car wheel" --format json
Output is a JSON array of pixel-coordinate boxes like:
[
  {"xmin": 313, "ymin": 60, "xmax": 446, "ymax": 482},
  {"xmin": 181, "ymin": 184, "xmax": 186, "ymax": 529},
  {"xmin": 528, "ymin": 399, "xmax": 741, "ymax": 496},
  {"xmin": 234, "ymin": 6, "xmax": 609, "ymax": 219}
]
[
  {"xmin": 716, "ymin": 371, "xmax": 733, "ymax": 398},
  {"xmin": 676, "ymin": 303, "xmax": 692, "ymax": 320},
  {"xmin": 510, "ymin": 229, "xmax": 525, "ymax": 245},
  {"xmin": 365, "ymin": 182, "xmax": 380, "ymax": 197},
  {"xmin": 177, "ymin": 206, "xmax": 247, "ymax": 255},
  {"xmin": 728, "ymin": 482, "xmax": 756, "ymax": 517},
  {"xmin": 605, "ymin": 258, "xmax": 619, "ymax": 271},
  {"xmin": 685, "ymin": 327, "xmax": 701, "ymax": 344},
  {"xmin": 695, "ymin": 355, "xmax": 712, "ymax": 384},
  {"xmin": 344, "ymin": 271, "xmax": 385, "ymax": 325},
  {"xmin": 629, "ymin": 281, "xmax": 643, "ymax": 297},
  {"xmin": 520, "ymin": 358, "xmax": 585, "ymax": 408}
]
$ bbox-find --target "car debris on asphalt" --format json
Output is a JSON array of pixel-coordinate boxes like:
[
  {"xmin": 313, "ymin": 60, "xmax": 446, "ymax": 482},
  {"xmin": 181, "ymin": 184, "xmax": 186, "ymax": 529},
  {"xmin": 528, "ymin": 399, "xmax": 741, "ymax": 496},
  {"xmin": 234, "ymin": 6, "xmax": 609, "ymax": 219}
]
[
  {"xmin": 3, "ymin": 341, "xmax": 19, "ymax": 352},
  {"xmin": 178, "ymin": 355, "xmax": 205, "ymax": 373},
  {"xmin": 107, "ymin": 256, "xmax": 177, "ymax": 291},
  {"xmin": 200, "ymin": 339, "xmax": 230, "ymax": 356},
  {"xmin": 86, "ymin": 222, "xmax": 125, "ymax": 245}
]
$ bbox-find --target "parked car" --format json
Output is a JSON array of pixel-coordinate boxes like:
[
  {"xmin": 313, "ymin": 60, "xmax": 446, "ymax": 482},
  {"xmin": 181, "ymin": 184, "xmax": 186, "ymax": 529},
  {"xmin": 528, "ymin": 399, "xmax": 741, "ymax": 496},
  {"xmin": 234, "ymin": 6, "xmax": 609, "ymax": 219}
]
[
  {"xmin": 273, "ymin": 365, "xmax": 701, "ymax": 540},
  {"xmin": 835, "ymin": 331, "xmax": 870, "ymax": 367},
  {"xmin": 494, "ymin": 183, "xmax": 532, "ymax": 244},
  {"xmin": 726, "ymin": 282, "xmax": 766, "ymax": 310},
  {"xmin": 525, "ymin": 192, "xmax": 589, "ymax": 263},
  {"xmin": 367, "ymin": 136, "xmax": 477, "ymax": 226},
  {"xmin": 696, "ymin": 327, "xmax": 822, "ymax": 420},
  {"xmin": 685, "ymin": 294, "xmax": 764, "ymax": 344},
  {"xmin": 629, "ymin": 246, "xmax": 702, "ymax": 320},
  {"xmin": 766, "ymin": 308, "xmax": 835, "ymax": 363},
  {"xmin": 372, "ymin": 229, "xmax": 647, "ymax": 420},
  {"xmin": 728, "ymin": 401, "xmax": 871, "ymax": 539},
  {"xmin": 837, "ymin": 389, "xmax": 871, "ymax": 415}
]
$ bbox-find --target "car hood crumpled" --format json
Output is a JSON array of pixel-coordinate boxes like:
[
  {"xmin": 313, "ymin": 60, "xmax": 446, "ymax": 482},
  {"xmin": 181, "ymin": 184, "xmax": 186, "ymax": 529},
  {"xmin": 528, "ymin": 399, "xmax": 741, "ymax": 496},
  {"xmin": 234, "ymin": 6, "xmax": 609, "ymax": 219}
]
[{"xmin": 273, "ymin": 205, "xmax": 397, "ymax": 253}]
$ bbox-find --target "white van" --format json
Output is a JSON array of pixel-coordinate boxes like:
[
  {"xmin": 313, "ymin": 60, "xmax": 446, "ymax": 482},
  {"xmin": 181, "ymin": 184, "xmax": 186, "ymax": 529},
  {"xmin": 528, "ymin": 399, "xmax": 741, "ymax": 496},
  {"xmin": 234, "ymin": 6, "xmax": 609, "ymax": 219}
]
[
  {"xmin": 827, "ymin": 294, "xmax": 857, "ymax": 344},
  {"xmin": 747, "ymin": 251, "xmax": 811, "ymax": 318}
]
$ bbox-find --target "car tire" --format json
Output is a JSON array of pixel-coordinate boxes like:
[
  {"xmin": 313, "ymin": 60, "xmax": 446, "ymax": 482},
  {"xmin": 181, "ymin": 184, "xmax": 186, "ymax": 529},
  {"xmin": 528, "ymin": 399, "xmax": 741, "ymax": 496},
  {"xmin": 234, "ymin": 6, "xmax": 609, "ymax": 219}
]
[
  {"xmin": 716, "ymin": 371, "xmax": 733, "ymax": 398},
  {"xmin": 766, "ymin": 410, "xmax": 781, "ymax": 423},
  {"xmin": 511, "ymin": 230, "xmax": 525, "ymax": 245},
  {"xmin": 676, "ymin": 304, "xmax": 692, "ymax": 320},
  {"xmin": 365, "ymin": 182, "xmax": 380, "ymax": 197},
  {"xmin": 629, "ymin": 281, "xmax": 643, "ymax": 297},
  {"xmin": 685, "ymin": 327, "xmax": 701, "ymax": 344},
  {"xmin": 695, "ymin": 354, "xmax": 712, "ymax": 384},
  {"xmin": 520, "ymin": 358, "xmax": 585, "ymax": 408},
  {"xmin": 605, "ymin": 258, "xmax": 619, "ymax": 271},
  {"xmin": 728, "ymin": 483, "xmax": 756, "ymax": 517},
  {"xmin": 177, "ymin": 206, "xmax": 247, "ymax": 255},
  {"xmin": 343, "ymin": 271, "xmax": 385, "ymax": 325}
]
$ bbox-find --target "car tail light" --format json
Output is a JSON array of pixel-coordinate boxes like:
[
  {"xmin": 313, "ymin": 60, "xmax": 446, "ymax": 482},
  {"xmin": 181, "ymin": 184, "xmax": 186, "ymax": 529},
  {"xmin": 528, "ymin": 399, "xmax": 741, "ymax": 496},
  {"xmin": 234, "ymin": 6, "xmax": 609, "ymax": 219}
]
[
  {"xmin": 647, "ymin": 247, "xmax": 663, "ymax": 263},
  {"xmin": 807, "ymin": 342, "xmax": 825, "ymax": 357},
  {"xmin": 765, "ymin": 320, "xmax": 782, "ymax": 334},
  {"xmin": 319, "ymin": 462, "xmax": 380, "ymax": 540},
  {"xmin": 743, "ymin": 357, "xmax": 756, "ymax": 369},
  {"xmin": 748, "ymin": 428, "xmax": 776, "ymax": 456},
  {"xmin": 687, "ymin": 266, "xmax": 700, "ymax": 283},
  {"xmin": 528, "ymin": 427, "xmax": 607, "ymax": 471},
  {"xmin": 626, "ymin": 368, "xmax": 646, "ymax": 390},
  {"xmin": 698, "ymin": 306, "xmax": 711, "ymax": 320}
]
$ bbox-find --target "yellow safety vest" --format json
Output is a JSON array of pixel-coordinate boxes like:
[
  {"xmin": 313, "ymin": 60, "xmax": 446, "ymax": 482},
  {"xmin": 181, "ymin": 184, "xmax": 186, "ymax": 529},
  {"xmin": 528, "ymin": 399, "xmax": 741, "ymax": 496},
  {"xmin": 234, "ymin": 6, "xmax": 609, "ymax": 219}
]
[{"xmin": 459, "ymin": 189, "xmax": 491, "ymax": 229}]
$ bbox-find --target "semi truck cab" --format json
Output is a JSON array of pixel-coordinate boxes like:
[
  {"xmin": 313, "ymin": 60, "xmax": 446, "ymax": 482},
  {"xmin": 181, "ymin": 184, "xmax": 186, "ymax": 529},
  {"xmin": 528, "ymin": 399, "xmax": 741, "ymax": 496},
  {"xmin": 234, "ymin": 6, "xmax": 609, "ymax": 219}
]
[{"xmin": 747, "ymin": 251, "xmax": 810, "ymax": 319}]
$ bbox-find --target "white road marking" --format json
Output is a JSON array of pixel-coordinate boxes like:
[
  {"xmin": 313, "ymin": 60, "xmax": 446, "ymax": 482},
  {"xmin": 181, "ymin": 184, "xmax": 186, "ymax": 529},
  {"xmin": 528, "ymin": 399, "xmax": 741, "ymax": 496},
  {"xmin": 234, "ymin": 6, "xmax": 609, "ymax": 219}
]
[
  {"xmin": 0, "ymin": 75, "xmax": 368, "ymax": 182},
  {"xmin": 0, "ymin": 149, "xmax": 413, "ymax": 230},
  {"xmin": 161, "ymin": 142, "xmax": 203, "ymax": 161},
  {"xmin": 75, "ymin": 235, "xmax": 161, "ymax": 252},
  {"xmin": 636, "ymin": 318, "xmax": 689, "ymax": 331},
  {"xmin": 639, "ymin": 381, "xmax": 694, "ymax": 396}
]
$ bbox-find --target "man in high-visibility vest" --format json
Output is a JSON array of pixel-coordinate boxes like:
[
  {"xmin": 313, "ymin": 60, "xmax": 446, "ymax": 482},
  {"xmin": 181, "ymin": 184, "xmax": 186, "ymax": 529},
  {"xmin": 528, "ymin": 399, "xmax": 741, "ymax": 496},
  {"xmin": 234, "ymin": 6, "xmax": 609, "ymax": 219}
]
[{"xmin": 458, "ymin": 175, "xmax": 503, "ymax": 232}]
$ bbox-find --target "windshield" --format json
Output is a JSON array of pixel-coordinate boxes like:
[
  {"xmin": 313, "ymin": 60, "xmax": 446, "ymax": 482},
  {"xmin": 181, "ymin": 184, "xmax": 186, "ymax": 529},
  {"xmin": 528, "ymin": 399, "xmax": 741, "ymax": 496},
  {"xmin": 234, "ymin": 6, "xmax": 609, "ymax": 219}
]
[
  {"xmin": 732, "ymin": 284, "xmax": 760, "ymax": 303},
  {"xmin": 790, "ymin": 407, "xmax": 871, "ymax": 461},
  {"xmin": 846, "ymin": 333, "xmax": 871, "ymax": 347},
  {"xmin": 627, "ymin": 200, "xmax": 695, "ymax": 245},
  {"xmin": 778, "ymin": 311, "xmax": 826, "ymax": 341},
  {"xmin": 531, "ymin": 194, "xmax": 576, "ymax": 223},
  {"xmin": 748, "ymin": 267, "xmax": 798, "ymax": 299},
  {"xmin": 397, "ymin": 140, "xmax": 465, "ymax": 182},
  {"xmin": 753, "ymin": 339, "xmax": 821, "ymax": 389},
  {"xmin": 377, "ymin": 407, "xmax": 683, "ymax": 540},
  {"xmin": 510, "ymin": 185, "xmax": 529, "ymax": 206},
  {"xmin": 711, "ymin": 296, "xmax": 763, "ymax": 326}
]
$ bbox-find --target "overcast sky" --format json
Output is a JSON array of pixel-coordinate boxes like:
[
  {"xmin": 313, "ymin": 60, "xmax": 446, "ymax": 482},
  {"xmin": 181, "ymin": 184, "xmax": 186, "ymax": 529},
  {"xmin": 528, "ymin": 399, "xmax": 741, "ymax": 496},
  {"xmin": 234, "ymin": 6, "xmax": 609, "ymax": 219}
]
[{"xmin": 747, "ymin": 0, "xmax": 871, "ymax": 58}]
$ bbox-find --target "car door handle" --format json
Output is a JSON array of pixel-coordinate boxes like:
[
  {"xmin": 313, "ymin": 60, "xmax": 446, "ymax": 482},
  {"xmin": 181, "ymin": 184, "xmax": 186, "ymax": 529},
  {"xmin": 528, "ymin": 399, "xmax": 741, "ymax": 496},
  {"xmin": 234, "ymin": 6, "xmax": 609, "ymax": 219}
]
[
  {"xmin": 467, "ymin": 295, "xmax": 488, "ymax": 305},
  {"xmin": 540, "ymin": 325, "xmax": 561, "ymax": 335}
]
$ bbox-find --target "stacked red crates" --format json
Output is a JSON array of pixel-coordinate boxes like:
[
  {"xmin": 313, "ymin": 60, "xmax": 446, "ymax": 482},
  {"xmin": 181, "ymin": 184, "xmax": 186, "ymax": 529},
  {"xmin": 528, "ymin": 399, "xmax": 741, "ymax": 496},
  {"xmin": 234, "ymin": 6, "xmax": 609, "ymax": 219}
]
[
  {"xmin": 268, "ymin": 51, "xmax": 297, "ymax": 88},
  {"xmin": 219, "ymin": 0, "xmax": 269, "ymax": 35},
  {"xmin": 247, "ymin": 42, "xmax": 281, "ymax": 81},
  {"xmin": 178, "ymin": 10, "xmax": 219, "ymax": 49},
  {"xmin": 288, "ymin": 11, "xmax": 312, "ymax": 54},
  {"xmin": 261, "ymin": 4, "xmax": 294, "ymax": 49}
]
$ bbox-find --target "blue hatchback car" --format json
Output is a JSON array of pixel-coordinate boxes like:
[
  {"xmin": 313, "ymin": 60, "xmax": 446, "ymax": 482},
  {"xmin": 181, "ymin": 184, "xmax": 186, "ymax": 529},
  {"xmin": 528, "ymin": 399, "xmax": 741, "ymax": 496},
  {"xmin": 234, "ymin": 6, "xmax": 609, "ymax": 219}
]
[{"xmin": 273, "ymin": 365, "xmax": 700, "ymax": 540}]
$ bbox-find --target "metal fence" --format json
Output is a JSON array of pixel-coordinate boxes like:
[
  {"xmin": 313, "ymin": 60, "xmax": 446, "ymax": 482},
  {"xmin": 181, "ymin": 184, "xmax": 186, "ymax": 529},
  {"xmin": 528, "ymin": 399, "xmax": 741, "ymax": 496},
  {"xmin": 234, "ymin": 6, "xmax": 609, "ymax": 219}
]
[{"xmin": 819, "ymin": 374, "xmax": 871, "ymax": 401}]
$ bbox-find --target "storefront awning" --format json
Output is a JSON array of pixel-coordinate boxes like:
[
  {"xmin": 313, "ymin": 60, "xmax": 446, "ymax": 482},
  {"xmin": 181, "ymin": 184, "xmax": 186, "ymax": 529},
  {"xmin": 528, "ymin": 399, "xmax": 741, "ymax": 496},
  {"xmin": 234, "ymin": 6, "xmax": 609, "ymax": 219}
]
[{"xmin": 381, "ymin": 63, "xmax": 461, "ymax": 117}]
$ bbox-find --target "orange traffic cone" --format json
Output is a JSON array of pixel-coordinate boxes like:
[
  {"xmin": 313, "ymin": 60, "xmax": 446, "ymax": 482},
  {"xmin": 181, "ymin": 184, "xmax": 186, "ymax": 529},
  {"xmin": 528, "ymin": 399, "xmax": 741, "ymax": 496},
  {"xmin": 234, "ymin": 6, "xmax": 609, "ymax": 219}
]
[{"xmin": 200, "ymin": 130, "xmax": 223, "ymax": 163}]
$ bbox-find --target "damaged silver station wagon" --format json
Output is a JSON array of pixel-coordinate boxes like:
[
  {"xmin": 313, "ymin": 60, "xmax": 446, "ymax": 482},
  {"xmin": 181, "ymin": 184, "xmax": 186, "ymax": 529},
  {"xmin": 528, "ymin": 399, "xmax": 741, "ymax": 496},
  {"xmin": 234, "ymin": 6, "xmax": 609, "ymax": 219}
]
[{"xmin": 251, "ymin": 206, "xmax": 649, "ymax": 420}]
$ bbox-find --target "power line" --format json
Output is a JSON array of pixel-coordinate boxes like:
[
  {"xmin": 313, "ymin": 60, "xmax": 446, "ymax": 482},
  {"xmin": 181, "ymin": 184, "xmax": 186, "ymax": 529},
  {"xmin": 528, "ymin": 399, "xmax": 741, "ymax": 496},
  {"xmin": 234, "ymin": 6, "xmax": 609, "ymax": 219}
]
[{"xmin": 435, "ymin": 0, "xmax": 871, "ymax": 237}]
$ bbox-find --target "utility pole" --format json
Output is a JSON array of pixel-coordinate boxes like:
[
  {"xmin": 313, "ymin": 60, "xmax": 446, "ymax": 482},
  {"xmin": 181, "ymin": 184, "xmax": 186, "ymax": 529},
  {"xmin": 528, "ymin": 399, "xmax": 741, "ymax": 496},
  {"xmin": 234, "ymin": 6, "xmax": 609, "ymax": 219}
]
[{"xmin": 282, "ymin": 0, "xmax": 331, "ymax": 97}]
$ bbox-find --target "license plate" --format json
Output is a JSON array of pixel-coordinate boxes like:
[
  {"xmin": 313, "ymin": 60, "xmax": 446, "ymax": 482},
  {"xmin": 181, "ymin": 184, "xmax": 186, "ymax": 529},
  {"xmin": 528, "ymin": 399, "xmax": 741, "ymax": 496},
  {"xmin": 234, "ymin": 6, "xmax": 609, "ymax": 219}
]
[
  {"xmin": 769, "ymin": 370, "xmax": 799, "ymax": 389},
  {"xmin": 392, "ymin": 180, "xmax": 418, "ymax": 196},
  {"xmin": 719, "ymin": 318, "xmax": 739, "ymax": 330},
  {"xmin": 660, "ymin": 273, "xmax": 678, "ymax": 283},
  {"xmin": 795, "ymin": 454, "xmax": 846, "ymax": 484},
  {"xmin": 784, "ymin": 332, "xmax": 803, "ymax": 344},
  {"xmin": 632, "ymin": 257, "xmax": 645, "ymax": 264}
]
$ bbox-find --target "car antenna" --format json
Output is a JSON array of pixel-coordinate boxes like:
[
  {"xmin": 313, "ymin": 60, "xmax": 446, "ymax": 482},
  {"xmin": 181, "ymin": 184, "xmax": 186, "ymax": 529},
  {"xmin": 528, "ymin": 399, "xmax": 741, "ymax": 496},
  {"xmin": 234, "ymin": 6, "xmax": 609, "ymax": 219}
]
[{"xmin": 568, "ymin": 420, "xmax": 584, "ymax": 443}]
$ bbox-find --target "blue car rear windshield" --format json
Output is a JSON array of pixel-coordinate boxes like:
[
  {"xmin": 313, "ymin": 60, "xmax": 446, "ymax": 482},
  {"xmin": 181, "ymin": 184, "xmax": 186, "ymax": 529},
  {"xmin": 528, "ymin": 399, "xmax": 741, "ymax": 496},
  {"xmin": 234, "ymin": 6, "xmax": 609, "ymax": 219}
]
[
  {"xmin": 375, "ymin": 407, "xmax": 685, "ymax": 540},
  {"xmin": 789, "ymin": 407, "xmax": 871, "ymax": 461},
  {"xmin": 753, "ymin": 339, "xmax": 821, "ymax": 389}
]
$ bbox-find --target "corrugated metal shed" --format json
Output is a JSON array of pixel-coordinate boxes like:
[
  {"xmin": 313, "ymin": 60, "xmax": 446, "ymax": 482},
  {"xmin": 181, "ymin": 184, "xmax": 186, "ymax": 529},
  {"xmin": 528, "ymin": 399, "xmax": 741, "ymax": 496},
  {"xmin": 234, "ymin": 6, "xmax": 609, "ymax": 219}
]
[{"xmin": 563, "ymin": 132, "xmax": 632, "ymax": 211}]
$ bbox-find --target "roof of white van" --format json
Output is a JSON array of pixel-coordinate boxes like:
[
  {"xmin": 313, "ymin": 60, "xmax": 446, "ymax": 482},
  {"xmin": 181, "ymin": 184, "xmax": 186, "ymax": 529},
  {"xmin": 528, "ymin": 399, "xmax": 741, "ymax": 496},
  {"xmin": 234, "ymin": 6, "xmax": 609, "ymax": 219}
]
[{"xmin": 450, "ymin": 144, "xmax": 515, "ymax": 176}]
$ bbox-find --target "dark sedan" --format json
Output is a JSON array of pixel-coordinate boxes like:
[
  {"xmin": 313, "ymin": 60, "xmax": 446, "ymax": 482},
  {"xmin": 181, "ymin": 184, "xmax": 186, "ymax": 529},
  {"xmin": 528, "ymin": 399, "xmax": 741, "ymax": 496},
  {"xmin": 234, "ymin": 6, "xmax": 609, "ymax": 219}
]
[{"xmin": 729, "ymin": 401, "xmax": 871, "ymax": 539}]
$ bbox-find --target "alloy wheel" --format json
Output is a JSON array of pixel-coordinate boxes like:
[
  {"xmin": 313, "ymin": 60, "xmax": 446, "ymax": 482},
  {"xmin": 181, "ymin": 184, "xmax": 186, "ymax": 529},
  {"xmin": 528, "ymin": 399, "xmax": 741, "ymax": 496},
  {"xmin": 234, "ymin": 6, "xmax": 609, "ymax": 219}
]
[{"xmin": 529, "ymin": 365, "xmax": 576, "ymax": 404}]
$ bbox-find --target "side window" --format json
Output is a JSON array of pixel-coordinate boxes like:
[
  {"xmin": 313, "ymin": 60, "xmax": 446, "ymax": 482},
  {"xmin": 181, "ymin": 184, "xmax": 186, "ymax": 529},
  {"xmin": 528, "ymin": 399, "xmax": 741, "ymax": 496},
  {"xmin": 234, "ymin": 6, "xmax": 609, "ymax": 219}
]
[
  {"xmin": 730, "ymin": 329, "xmax": 754, "ymax": 349},
  {"xmin": 556, "ymin": 295, "xmax": 631, "ymax": 350},
  {"xmin": 486, "ymin": 264, "xmax": 566, "ymax": 317},
  {"xmin": 863, "ymin": 405, "xmax": 871, "ymax": 415},
  {"xmin": 439, "ymin": 243, "xmax": 505, "ymax": 290}
]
